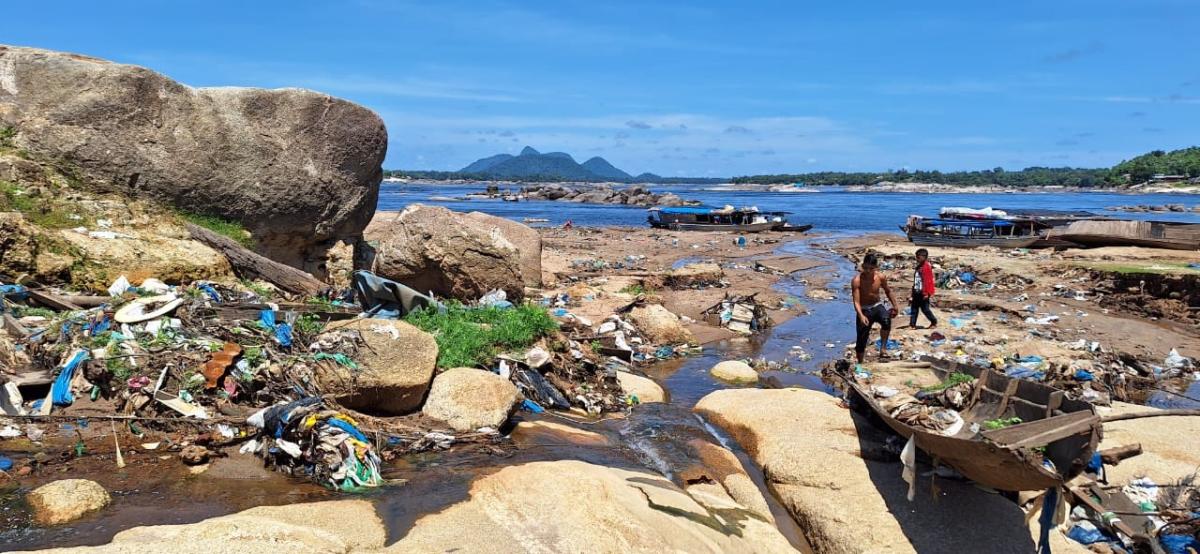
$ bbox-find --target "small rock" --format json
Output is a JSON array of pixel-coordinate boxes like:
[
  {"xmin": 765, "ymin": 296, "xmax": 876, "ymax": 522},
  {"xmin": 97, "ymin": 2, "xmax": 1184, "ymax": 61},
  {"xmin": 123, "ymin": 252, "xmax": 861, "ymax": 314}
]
[
  {"xmin": 422, "ymin": 368, "xmax": 522, "ymax": 432},
  {"xmin": 616, "ymin": 371, "xmax": 666, "ymax": 403},
  {"xmin": 180, "ymin": 445, "xmax": 211, "ymax": 466},
  {"xmin": 710, "ymin": 360, "xmax": 759, "ymax": 384},
  {"xmin": 27, "ymin": 479, "xmax": 111, "ymax": 525},
  {"xmin": 628, "ymin": 304, "xmax": 696, "ymax": 345}
]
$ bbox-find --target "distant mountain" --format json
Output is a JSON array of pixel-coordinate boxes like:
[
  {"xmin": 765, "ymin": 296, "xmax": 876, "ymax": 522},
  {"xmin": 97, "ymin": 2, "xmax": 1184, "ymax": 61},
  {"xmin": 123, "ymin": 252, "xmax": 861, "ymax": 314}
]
[
  {"xmin": 582, "ymin": 157, "xmax": 633, "ymax": 180},
  {"xmin": 633, "ymin": 172, "xmax": 662, "ymax": 182},
  {"xmin": 459, "ymin": 146, "xmax": 630, "ymax": 181},
  {"xmin": 461, "ymin": 153, "xmax": 515, "ymax": 173}
]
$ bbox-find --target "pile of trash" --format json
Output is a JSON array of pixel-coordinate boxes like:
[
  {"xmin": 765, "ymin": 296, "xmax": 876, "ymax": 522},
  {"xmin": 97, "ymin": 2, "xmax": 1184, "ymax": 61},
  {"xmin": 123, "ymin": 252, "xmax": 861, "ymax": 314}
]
[
  {"xmin": 568, "ymin": 255, "xmax": 648, "ymax": 273},
  {"xmin": 702, "ymin": 294, "xmax": 772, "ymax": 334},
  {"xmin": 244, "ymin": 397, "xmax": 383, "ymax": 492}
]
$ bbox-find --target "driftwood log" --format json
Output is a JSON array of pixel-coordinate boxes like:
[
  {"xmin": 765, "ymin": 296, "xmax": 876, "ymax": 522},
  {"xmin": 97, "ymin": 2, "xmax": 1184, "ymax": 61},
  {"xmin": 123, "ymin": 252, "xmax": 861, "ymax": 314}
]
[
  {"xmin": 186, "ymin": 223, "xmax": 325, "ymax": 296},
  {"xmin": 1098, "ymin": 443, "xmax": 1143, "ymax": 465}
]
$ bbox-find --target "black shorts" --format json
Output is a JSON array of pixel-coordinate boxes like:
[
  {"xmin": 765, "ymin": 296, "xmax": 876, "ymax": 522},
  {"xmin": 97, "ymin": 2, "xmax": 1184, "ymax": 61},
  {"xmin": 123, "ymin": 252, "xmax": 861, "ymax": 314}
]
[{"xmin": 855, "ymin": 303, "xmax": 892, "ymax": 352}]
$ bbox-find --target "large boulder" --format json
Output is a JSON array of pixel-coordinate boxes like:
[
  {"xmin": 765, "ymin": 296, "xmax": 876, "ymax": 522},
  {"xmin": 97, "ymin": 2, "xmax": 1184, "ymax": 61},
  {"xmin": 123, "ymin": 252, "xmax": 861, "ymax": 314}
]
[
  {"xmin": 628, "ymin": 303, "xmax": 696, "ymax": 344},
  {"xmin": 695, "ymin": 388, "xmax": 1082, "ymax": 553},
  {"xmin": 422, "ymin": 367, "xmax": 522, "ymax": 432},
  {"xmin": 362, "ymin": 205, "xmax": 525, "ymax": 301},
  {"xmin": 0, "ymin": 45, "xmax": 386, "ymax": 269},
  {"xmin": 316, "ymin": 318, "xmax": 437, "ymax": 415},
  {"xmin": 465, "ymin": 211, "xmax": 542, "ymax": 287},
  {"xmin": 27, "ymin": 479, "xmax": 111, "ymax": 525}
]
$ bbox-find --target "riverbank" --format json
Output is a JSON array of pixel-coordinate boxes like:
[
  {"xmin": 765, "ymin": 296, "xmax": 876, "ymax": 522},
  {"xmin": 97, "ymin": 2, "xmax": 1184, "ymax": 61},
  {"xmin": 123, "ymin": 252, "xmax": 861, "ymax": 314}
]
[{"xmin": 6, "ymin": 224, "xmax": 1200, "ymax": 553}]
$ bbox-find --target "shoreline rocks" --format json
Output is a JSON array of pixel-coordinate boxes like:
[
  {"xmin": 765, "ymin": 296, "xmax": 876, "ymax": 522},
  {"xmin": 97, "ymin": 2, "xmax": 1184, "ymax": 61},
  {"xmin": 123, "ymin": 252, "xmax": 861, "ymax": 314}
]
[
  {"xmin": 0, "ymin": 44, "xmax": 386, "ymax": 270},
  {"xmin": 1107, "ymin": 203, "xmax": 1200, "ymax": 213},
  {"xmin": 615, "ymin": 370, "xmax": 666, "ymax": 403},
  {"xmin": 464, "ymin": 210, "xmax": 543, "ymax": 287},
  {"xmin": 628, "ymin": 303, "xmax": 696, "ymax": 345},
  {"xmin": 27, "ymin": 479, "xmax": 111, "ymax": 525},
  {"xmin": 520, "ymin": 184, "xmax": 701, "ymax": 207}
]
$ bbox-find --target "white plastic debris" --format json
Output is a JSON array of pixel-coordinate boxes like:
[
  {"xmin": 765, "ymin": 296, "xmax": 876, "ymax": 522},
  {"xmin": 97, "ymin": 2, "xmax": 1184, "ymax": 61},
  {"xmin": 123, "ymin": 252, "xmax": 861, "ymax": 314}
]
[
  {"xmin": 107, "ymin": 275, "xmax": 132, "ymax": 297},
  {"xmin": 140, "ymin": 278, "xmax": 171, "ymax": 294}
]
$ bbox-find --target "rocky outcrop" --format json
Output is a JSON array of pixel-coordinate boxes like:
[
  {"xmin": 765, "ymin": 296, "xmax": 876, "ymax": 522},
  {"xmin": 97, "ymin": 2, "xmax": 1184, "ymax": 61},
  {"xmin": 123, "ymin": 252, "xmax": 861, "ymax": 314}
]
[
  {"xmin": 421, "ymin": 367, "xmax": 522, "ymax": 431},
  {"xmin": 710, "ymin": 360, "xmax": 758, "ymax": 384},
  {"xmin": 362, "ymin": 205, "xmax": 526, "ymax": 301},
  {"xmin": 41, "ymin": 461, "xmax": 796, "ymax": 553},
  {"xmin": 398, "ymin": 460, "xmax": 795, "ymax": 553},
  {"xmin": 27, "ymin": 479, "xmax": 111, "ymax": 525},
  {"xmin": 628, "ymin": 304, "xmax": 696, "ymax": 345},
  {"xmin": 666, "ymin": 262, "xmax": 725, "ymax": 288},
  {"xmin": 616, "ymin": 370, "xmax": 666, "ymax": 403},
  {"xmin": 464, "ymin": 211, "xmax": 542, "ymax": 287},
  {"xmin": 695, "ymin": 388, "xmax": 1079, "ymax": 553},
  {"xmin": 0, "ymin": 45, "xmax": 386, "ymax": 269},
  {"xmin": 317, "ymin": 318, "xmax": 438, "ymax": 415},
  {"xmin": 36, "ymin": 499, "xmax": 384, "ymax": 553},
  {"xmin": 521, "ymin": 184, "xmax": 701, "ymax": 207}
]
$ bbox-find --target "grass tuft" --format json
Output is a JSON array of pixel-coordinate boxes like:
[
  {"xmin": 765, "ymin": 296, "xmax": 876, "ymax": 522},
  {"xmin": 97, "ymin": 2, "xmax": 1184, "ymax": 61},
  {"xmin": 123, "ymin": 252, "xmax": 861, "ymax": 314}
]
[
  {"xmin": 920, "ymin": 372, "xmax": 974, "ymax": 392},
  {"xmin": 405, "ymin": 302, "xmax": 558, "ymax": 369},
  {"xmin": 179, "ymin": 211, "xmax": 253, "ymax": 248}
]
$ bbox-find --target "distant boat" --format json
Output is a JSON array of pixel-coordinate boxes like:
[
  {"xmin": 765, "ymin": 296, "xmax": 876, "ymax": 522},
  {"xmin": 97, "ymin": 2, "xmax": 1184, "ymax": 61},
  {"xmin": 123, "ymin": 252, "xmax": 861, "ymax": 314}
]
[
  {"xmin": 902, "ymin": 215, "xmax": 1043, "ymax": 248},
  {"xmin": 647, "ymin": 205, "xmax": 792, "ymax": 232},
  {"xmin": 523, "ymin": 217, "xmax": 549, "ymax": 223},
  {"xmin": 429, "ymin": 195, "xmax": 463, "ymax": 202},
  {"xmin": 501, "ymin": 194, "xmax": 523, "ymax": 202}
]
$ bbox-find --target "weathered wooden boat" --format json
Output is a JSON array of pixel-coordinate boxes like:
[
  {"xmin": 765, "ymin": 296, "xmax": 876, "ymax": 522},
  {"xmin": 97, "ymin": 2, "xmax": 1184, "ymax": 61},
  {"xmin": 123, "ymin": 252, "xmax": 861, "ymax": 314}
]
[
  {"xmin": 647, "ymin": 205, "xmax": 790, "ymax": 232},
  {"xmin": 831, "ymin": 357, "xmax": 1102, "ymax": 492},
  {"xmin": 938, "ymin": 207, "xmax": 1106, "ymax": 248},
  {"xmin": 1048, "ymin": 219, "xmax": 1200, "ymax": 251},
  {"xmin": 902, "ymin": 216, "xmax": 1044, "ymax": 248},
  {"xmin": 778, "ymin": 223, "xmax": 813, "ymax": 233}
]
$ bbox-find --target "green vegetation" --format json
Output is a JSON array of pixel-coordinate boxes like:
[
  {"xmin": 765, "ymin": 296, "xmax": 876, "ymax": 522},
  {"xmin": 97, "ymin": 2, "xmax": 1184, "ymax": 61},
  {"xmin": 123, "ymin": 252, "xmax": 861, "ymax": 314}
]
[
  {"xmin": 295, "ymin": 313, "xmax": 324, "ymax": 335},
  {"xmin": 734, "ymin": 167, "xmax": 1113, "ymax": 188},
  {"xmin": 0, "ymin": 126, "xmax": 15, "ymax": 149},
  {"xmin": 0, "ymin": 180, "xmax": 86, "ymax": 228},
  {"xmin": 240, "ymin": 279, "xmax": 274, "ymax": 299},
  {"xmin": 920, "ymin": 372, "xmax": 975, "ymax": 392},
  {"xmin": 179, "ymin": 211, "xmax": 253, "ymax": 248},
  {"xmin": 405, "ymin": 303, "xmax": 558, "ymax": 369},
  {"xmin": 12, "ymin": 305, "xmax": 57, "ymax": 319},
  {"xmin": 106, "ymin": 356, "xmax": 133, "ymax": 381},
  {"xmin": 1111, "ymin": 147, "xmax": 1200, "ymax": 183},
  {"xmin": 619, "ymin": 283, "xmax": 650, "ymax": 295},
  {"xmin": 984, "ymin": 417, "xmax": 1024, "ymax": 431}
]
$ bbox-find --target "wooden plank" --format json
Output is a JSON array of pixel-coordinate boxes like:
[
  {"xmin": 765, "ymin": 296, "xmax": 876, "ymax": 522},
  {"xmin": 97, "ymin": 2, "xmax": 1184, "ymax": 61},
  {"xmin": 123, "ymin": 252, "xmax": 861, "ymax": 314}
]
[
  {"xmin": 996, "ymin": 377, "xmax": 1020, "ymax": 414},
  {"xmin": 1045, "ymin": 390, "xmax": 1064, "ymax": 418},
  {"xmin": 2, "ymin": 313, "xmax": 30, "ymax": 337},
  {"xmin": 186, "ymin": 223, "xmax": 325, "ymax": 296},
  {"xmin": 26, "ymin": 290, "xmax": 82, "ymax": 311},
  {"xmin": 983, "ymin": 411, "xmax": 1100, "ymax": 449}
]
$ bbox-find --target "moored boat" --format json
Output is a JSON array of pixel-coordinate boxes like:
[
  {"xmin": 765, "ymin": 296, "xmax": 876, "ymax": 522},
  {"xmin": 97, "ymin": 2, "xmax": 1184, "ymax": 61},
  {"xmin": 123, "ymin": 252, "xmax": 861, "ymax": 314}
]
[
  {"xmin": 647, "ymin": 205, "xmax": 792, "ymax": 232},
  {"xmin": 902, "ymin": 215, "xmax": 1043, "ymax": 248},
  {"xmin": 830, "ymin": 357, "xmax": 1101, "ymax": 492}
]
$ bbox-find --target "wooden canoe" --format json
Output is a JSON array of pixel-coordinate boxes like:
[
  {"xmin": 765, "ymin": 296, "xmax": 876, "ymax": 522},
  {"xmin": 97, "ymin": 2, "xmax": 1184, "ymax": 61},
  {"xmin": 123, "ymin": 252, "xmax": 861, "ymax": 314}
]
[{"xmin": 831, "ymin": 357, "xmax": 1102, "ymax": 491}]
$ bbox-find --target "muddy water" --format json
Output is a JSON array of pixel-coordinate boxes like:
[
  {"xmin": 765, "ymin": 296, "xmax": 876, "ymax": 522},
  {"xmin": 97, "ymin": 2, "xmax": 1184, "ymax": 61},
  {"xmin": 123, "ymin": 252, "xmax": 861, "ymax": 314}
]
[{"xmin": 5, "ymin": 236, "xmax": 846, "ymax": 552}]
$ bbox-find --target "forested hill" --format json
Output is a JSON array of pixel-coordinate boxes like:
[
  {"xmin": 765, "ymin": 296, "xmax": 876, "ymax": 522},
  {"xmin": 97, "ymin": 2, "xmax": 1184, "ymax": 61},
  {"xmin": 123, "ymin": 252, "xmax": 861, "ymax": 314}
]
[{"xmin": 733, "ymin": 146, "xmax": 1200, "ymax": 187}]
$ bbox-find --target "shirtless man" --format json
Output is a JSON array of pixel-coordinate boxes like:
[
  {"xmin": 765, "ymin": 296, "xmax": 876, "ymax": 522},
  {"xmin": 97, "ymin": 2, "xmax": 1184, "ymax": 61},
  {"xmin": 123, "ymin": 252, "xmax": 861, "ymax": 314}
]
[{"xmin": 852, "ymin": 252, "xmax": 899, "ymax": 363}]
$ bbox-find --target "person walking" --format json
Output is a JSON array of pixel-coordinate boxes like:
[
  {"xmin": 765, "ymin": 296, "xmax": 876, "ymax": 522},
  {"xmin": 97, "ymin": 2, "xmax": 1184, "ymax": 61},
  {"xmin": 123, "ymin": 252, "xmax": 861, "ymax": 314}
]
[
  {"xmin": 852, "ymin": 253, "xmax": 899, "ymax": 363},
  {"xmin": 908, "ymin": 248, "xmax": 937, "ymax": 329}
]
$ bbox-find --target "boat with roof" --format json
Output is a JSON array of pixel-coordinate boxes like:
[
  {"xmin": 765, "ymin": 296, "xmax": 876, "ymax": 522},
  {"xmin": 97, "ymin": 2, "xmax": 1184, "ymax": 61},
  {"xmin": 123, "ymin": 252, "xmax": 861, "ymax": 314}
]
[{"xmin": 647, "ymin": 205, "xmax": 792, "ymax": 232}]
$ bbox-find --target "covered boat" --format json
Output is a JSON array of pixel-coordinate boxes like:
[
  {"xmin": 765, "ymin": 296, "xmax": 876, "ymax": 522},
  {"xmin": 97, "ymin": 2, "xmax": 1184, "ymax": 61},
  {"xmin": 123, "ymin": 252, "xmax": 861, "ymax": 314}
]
[
  {"xmin": 1048, "ymin": 219, "xmax": 1200, "ymax": 251},
  {"xmin": 647, "ymin": 205, "xmax": 789, "ymax": 232},
  {"xmin": 937, "ymin": 207, "xmax": 1106, "ymax": 248},
  {"xmin": 831, "ymin": 358, "xmax": 1102, "ymax": 492},
  {"xmin": 902, "ymin": 215, "xmax": 1043, "ymax": 248}
]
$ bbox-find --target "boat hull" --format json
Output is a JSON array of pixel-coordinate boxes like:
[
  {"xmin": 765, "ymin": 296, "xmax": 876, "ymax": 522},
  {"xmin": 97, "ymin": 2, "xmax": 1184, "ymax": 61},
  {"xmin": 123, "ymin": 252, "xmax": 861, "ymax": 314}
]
[
  {"xmin": 905, "ymin": 232, "xmax": 1042, "ymax": 249},
  {"xmin": 832, "ymin": 358, "xmax": 1101, "ymax": 492},
  {"xmin": 650, "ymin": 221, "xmax": 782, "ymax": 232}
]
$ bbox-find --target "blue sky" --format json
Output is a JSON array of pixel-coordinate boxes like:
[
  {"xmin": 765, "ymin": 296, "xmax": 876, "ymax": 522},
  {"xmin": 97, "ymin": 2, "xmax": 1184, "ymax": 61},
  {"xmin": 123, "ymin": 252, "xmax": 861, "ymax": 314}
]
[{"xmin": 5, "ymin": 1, "xmax": 1198, "ymax": 176}]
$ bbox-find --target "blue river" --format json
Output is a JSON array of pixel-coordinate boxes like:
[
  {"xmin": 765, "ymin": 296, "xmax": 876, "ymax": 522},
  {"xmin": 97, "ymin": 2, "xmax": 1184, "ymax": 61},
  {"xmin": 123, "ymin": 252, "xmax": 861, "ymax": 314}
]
[{"xmin": 378, "ymin": 182, "xmax": 1200, "ymax": 230}]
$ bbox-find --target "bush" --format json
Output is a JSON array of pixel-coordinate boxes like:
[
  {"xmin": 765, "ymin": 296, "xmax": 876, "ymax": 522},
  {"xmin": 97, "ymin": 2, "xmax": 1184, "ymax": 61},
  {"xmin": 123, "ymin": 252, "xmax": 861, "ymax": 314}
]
[{"xmin": 405, "ymin": 303, "xmax": 558, "ymax": 369}]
